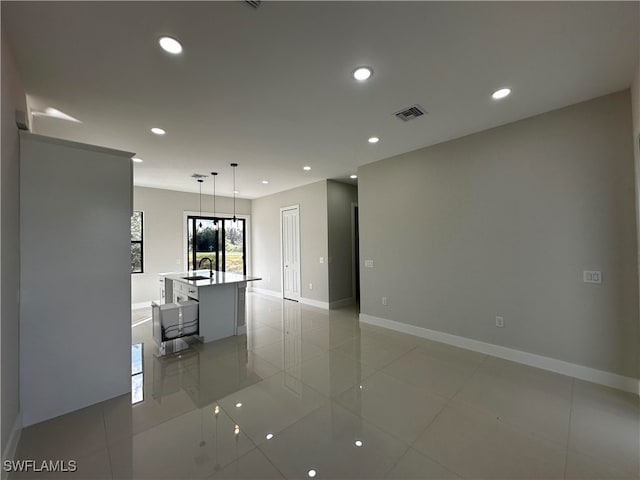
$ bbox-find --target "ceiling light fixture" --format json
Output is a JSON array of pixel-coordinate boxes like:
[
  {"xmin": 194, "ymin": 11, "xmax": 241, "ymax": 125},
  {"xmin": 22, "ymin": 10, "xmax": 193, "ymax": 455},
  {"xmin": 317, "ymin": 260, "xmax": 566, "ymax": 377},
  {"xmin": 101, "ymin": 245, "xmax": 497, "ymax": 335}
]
[
  {"xmin": 211, "ymin": 171, "xmax": 219, "ymax": 230},
  {"xmin": 303, "ymin": 166, "xmax": 311, "ymax": 171},
  {"xmin": 151, "ymin": 127, "xmax": 166, "ymax": 135},
  {"xmin": 230, "ymin": 163, "xmax": 238, "ymax": 223},
  {"xmin": 197, "ymin": 178, "xmax": 204, "ymax": 230},
  {"xmin": 368, "ymin": 137, "xmax": 379, "ymax": 144},
  {"xmin": 350, "ymin": 174, "xmax": 358, "ymax": 179},
  {"xmin": 266, "ymin": 433, "xmax": 274, "ymax": 440},
  {"xmin": 262, "ymin": 180, "xmax": 269, "ymax": 184},
  {"xmin": 235, "ymin": 402, "xmax": 242, "ymax": 408},
  {"xmin": 132, "ymin": 157, "xmax": 143, "ymax": 163},
  {"xmin": 492, "ymin": 88, "xmax": 511, "ymax": 100},
  {"xmin": 307, "ymin": 469, "xmax": 317, "ymax": 478},
  {"xmin": 353, "ymin": 66, "xmax": 373, "ymax": 81},
  {"xmin": 354, "ymin": 440, "xmax": 364, "ymax": 447},
  {"xmin": 158, "ymin": 36, "xmax": 183, "ymax": 54}
]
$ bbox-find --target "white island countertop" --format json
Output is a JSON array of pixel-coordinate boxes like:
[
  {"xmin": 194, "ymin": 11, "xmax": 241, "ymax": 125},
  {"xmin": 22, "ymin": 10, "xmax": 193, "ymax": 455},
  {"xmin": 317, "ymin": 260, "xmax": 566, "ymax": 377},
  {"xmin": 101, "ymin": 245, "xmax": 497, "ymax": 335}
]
[{"xmin": 162, "ymin": 270, "xmax": 261, "ymax": 288}]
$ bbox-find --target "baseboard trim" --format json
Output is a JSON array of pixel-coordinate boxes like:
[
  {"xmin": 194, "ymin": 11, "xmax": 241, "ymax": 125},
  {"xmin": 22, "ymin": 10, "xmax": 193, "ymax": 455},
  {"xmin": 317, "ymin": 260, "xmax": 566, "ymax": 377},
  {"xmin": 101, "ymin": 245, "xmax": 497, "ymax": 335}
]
[
  {"xmin": 360, "ymin": 313, "xmax": 639, "ymax": 395},
  {"xmin": 251, "ymin": 287, "xmax": 282, "ymax": 299},
  {"xmin": 1, "ymin": 412, "xmax": 22, "ymax": 480},
  {"xmin": 299, "ymin": 297, "xmax": 330, "ymax": 310},
  {"xmin": 131, "ymin": 301, "xmax": 152, "ymax": 310},
  {"xmin": 329, "ymin": 297, "xmax": 355, "ymax": 309}
]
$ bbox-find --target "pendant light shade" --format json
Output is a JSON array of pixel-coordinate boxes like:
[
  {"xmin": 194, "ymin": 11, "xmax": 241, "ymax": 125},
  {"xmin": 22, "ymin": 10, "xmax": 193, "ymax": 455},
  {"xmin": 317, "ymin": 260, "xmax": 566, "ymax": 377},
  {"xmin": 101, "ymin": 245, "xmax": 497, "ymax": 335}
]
[
  {"xmin": 197, "ymin": 179, "xmax": 204, "ymax": 230},
  {"xmin": 211, "ymin": 172, "xmax": 218, "ymax": 230},
  {"xmin": 230, "ymin": 163, "xmax": 238, "ymax": 223}
]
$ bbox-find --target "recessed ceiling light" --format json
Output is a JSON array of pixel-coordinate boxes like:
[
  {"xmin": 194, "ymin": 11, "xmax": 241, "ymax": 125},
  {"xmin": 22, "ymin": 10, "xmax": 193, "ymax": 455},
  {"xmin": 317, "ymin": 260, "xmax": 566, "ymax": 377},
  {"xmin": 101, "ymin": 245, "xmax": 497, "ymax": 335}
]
[
  {"xmin": 368, "ymin": 137, "xmax": 379, "ymax": 144},
  {"xmin": 303, "ymin": 166, "xmax": 311, "ymax": 171},
  {"xmin": 492, "ymin": 88, "xmax": 511, "ymax": 100},
  {"xmin": 132, "ymin": 157, "xmax": 143, "ymax": 163},
  {"xmin": 307, "ymin": 469, "xmax": 317, "ymax": 478},
  {"xmin": 354, "ymin": 440, "xmax": 363, "ymax": 447},
  {"xmin": 350, "ymin": 174, "xmax": 357, "ymax": 179},
  {"xmin": 234, "ymin": 190, "xmax": 239, "ymax": 194},
  {"xmin": 353, "ymin": 66, "xmax": 373, "ymax": 81},
  {"xmin": 151, "ymin": 127, "xmax": 166, "ymax": 135},
  {"xmin": 158, "ymin": 36, "xmax": 183, "ymax": 54},
  {"xmin": 265, "ymin": 433, "xmax": 274, "ymax": 440},
  {"xmin": 262, "ymin": 180, "xmax": 269, "ymax": 184},
  {"xmin": 235, "ymin": 402, "xmax": 242, "ymax": 408}
]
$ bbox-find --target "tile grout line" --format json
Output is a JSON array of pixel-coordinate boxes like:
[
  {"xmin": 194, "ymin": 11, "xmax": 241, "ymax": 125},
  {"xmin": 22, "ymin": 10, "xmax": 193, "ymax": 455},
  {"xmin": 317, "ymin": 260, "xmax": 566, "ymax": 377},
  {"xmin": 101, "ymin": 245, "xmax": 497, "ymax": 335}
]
[{"xmin": 563, "ymin": 378, "xmax": 575, "ymax": 479}]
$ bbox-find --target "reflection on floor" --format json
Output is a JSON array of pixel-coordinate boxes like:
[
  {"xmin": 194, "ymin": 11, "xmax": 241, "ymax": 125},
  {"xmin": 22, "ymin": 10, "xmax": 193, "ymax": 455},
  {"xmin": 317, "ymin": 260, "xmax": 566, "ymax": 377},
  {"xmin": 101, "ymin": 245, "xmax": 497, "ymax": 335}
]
[
  {"xmin": 131, "ymin": 307, "xmax": 151, "ymax": 326},
  {"xmin": 11, "ymin": 293, "xmax": 640, "ymax": 479}
]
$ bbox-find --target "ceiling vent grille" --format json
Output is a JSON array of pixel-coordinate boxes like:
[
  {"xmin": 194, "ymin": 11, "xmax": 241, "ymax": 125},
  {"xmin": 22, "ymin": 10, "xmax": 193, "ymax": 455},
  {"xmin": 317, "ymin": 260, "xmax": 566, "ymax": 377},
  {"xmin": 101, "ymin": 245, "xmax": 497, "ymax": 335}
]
[
  {"xmin": 245, "ymin": 1, "xmax": 261, "ymax": 8},
  {"xmin": 394, "ymin": 104, "xmax": 426, "ymax": 122}
]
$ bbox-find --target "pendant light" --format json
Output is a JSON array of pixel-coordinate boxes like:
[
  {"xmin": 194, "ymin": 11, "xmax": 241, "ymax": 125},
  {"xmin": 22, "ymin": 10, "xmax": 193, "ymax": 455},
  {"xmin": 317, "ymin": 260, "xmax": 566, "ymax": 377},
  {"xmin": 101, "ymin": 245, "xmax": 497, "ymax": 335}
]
[
  {"xmin": 230, "ymin": 163, "xmax": 238, "ymax": 223},
  {"xmin": 197, "ymin": 178, "xmax": 204, "ymax": 230},
  {"xmin": 211, "ymin": 172, "xmax": 219, "ymax": 230}
]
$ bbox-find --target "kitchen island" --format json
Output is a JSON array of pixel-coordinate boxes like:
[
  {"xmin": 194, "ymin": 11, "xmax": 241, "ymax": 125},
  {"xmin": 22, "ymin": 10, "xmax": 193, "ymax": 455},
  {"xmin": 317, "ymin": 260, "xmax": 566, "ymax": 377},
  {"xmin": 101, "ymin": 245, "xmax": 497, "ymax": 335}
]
[{"xmin": 158, "ymin": 270, "xmax": 261, "ymax": 343}]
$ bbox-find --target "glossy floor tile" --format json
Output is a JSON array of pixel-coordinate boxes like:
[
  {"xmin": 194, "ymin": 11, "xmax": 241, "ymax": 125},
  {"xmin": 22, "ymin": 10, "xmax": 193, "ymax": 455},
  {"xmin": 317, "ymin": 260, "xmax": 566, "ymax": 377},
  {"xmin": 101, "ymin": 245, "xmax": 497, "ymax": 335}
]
[{"xmin": 10, "ymin": 293, "xmax": 640, "ymax": 480}]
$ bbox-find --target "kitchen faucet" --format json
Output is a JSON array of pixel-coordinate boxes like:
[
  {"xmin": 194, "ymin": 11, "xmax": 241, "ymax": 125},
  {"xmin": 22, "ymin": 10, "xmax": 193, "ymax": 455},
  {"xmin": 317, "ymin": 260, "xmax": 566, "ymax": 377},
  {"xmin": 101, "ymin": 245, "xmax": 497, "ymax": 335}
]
[{"xmin": 198, "ymin": 257, "xmax": 214, "ymax": 277}]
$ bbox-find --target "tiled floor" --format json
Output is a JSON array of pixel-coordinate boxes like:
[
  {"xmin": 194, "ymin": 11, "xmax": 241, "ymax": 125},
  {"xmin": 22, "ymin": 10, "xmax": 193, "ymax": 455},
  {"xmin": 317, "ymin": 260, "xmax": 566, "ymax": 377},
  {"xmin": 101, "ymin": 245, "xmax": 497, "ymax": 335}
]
[{"xmin": 11, "ymin": 293, "xmax": 640, "ymax": 479}]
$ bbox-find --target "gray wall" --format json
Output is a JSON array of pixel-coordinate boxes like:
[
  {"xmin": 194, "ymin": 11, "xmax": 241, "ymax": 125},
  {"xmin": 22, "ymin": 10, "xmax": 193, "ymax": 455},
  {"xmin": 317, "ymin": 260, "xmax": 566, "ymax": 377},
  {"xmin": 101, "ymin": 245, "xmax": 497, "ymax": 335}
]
[
  {"xmin": 132, "ymin": 186, "xmax": 251, "ymax": 304},
  {"xmin": 251, "ymin": 180, "xmax": 329, "ymax": 304},
  {"xmin": 1, "ymin": 31, "xmax": 25, "ymax": 456},
  {"xmin": 359, "ymin": 90, "xmax": 639, "ymax": 378},
  {"xmin": 20, "ymin": 134, "xmax": 133, "ymax": 426},
  {"xmin": 327, "ymin": 180, "xmax": 358, "ymax": 305}
]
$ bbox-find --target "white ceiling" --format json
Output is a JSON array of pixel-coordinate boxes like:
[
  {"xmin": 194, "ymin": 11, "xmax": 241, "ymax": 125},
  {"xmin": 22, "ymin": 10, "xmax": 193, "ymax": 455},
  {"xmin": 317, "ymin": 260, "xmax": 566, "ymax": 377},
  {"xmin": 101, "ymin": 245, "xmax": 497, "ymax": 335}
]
[{"xmin": 3, "ymin": 1, "xmax": 638, "ymax": 199}]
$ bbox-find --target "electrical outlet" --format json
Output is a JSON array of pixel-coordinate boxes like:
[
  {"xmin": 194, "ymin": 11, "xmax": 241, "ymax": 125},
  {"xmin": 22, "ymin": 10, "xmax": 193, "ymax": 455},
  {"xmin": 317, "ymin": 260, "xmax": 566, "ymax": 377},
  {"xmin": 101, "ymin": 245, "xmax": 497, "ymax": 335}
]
[
  {"xmin": 382, "ymin": 297, "xmax": 388, "ymax": 306},
  {"xmin": 309, "ymin": 283, "xmax": 313, "ymax": 290},
  {"xmin": 365, "ymin": 260, "xmax": 374, "ymax": 268},
  {"xmin": 319, "ymin": 257, "xmax": 325, "ymax": 264},
  {"xmin": 495, "ymin": 316, "xmax": 504, "ymax": 328},
  {"xmin": 583, "ymin": 270, "xmax": 602, "ymax": 284}
]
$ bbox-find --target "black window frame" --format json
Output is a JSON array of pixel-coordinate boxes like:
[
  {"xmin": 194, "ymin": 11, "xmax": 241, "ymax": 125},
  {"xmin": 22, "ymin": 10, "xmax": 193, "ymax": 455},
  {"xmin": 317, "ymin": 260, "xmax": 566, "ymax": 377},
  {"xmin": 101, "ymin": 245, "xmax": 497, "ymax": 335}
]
[
  {"xmin": 187, "ymin": 215, "xmax": 246, "ymax": 275},
  {"xmin": 131, "ymin": 211, "xmax": 144, "ymax": 274}
]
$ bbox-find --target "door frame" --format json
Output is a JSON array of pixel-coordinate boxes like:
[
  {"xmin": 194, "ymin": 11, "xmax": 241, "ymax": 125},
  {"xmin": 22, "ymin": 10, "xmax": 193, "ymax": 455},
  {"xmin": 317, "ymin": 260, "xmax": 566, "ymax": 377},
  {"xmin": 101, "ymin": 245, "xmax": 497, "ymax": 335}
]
[{"xmin": 280, "ymin": 204, "xmax": 301, "ymax": 301}]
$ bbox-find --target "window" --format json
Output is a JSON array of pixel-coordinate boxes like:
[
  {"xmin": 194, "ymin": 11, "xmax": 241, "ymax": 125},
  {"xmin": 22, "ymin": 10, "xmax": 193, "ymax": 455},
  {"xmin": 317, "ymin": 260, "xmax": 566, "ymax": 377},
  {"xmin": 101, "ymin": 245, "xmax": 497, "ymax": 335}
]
[
  {"xmin": 187, "ymin": 215, "xmax": 246, "ymax": 275},
  {"xmin": 131, "ymin": 211, "xmax": 143, "ymax": 274}
]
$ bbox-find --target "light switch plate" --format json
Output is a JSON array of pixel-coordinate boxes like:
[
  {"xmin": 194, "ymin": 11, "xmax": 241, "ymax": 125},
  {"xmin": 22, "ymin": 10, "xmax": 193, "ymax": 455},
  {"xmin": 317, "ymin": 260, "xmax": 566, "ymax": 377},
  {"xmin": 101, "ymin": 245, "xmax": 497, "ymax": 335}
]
[
  {"xmin": 365, "ymin": 260, "xmax": 374, "ymax": 268},
  {"xmin": 583, "ymin": 270, "xmax": 602, "ymax": 284}
]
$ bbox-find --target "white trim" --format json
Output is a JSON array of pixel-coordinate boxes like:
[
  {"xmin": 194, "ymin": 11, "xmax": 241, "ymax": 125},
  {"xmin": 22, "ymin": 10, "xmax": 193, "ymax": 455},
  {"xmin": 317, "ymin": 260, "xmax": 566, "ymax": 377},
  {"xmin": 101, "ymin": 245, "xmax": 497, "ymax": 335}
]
[
  {"xmin": 330, "ymin": 297, "xmax": 354, "ymax": 309},
  {"xmin": 299, "ymin": 297, "xmax": 329, "ymax": 310},
  {"xmin": 132, "ymin": 301, "xmax": 152, "ymax": 310},
  {"xmin": 251, "ymin": 287, "xmax": 282, "ymax": 299},
  {"xmin": 1, "ymin": 412, "xmax": 22, "ymax": 480},
  {"xmin": 360, "ymin": 313, "xmax": 639, "ymax": 395}
]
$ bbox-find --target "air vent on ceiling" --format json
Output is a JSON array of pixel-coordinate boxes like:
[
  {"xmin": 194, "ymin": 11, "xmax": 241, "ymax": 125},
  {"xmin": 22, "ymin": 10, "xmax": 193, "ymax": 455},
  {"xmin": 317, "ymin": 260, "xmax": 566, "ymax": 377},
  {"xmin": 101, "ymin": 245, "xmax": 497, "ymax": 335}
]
[
  {"xmin": 245, "ymin": 1, "xmax": 261, "ymax": 8},
  {"xmin": 394, "ymin": 104, "xmax": 426, "ymax": 122}
]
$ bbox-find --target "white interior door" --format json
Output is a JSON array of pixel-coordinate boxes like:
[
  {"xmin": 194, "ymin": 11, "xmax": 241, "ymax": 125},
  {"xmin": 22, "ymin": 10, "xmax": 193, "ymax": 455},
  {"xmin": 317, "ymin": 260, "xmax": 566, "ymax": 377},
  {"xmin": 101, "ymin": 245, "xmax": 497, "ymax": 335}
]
[{"xmin": 281, "ymin": 205, "xmax": 301, "ymax": 301}]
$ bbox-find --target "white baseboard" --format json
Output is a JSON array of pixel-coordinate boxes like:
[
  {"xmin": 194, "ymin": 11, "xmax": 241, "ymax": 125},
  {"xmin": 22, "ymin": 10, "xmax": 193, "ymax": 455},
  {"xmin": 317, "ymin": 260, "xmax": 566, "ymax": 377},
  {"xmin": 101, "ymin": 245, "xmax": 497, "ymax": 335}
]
[
  {"xmin": 329, "ymin": 297, "xmax": 355, "ymax": 309},
  {"xmin": 132, "ymin": 301, "xmax": 152, "ymax": 310},
  {"xmin": 360, "ymin": 313, "xmax": 639, "ymax": 395},
  {"xmin": 299, "ymin": 297, "xmax": 329, "ymax": 310},
  {"xmin": 2, "ymin": 412, "xmax": 22, "ymax": 480},
  {"xmin": 251, "ymin": 287, "xmax": 282, "ymax": 299}
]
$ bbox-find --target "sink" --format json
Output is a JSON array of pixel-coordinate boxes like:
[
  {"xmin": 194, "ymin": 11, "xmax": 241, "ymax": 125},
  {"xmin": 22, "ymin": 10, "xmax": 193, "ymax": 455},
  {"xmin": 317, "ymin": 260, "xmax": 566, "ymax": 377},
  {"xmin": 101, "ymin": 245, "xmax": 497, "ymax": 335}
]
[{"xmin": 182, "ymin": 275, "xmax": 209, "ymax": 281}]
